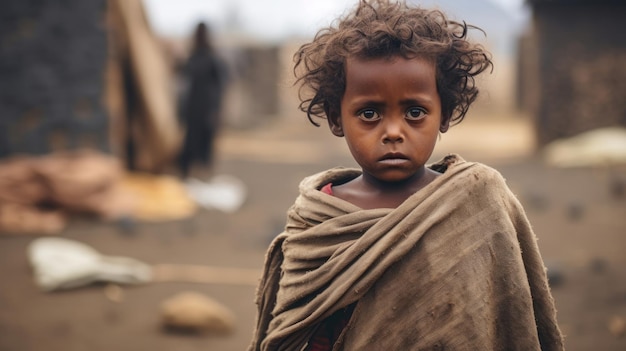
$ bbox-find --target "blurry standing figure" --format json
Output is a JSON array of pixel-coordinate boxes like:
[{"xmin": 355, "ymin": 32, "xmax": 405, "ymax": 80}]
[{"xmin": 178, "ymin": 22, "xmax": 228, "ymax": 179}]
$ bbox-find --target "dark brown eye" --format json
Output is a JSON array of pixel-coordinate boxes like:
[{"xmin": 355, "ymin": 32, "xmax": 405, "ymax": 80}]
[
  {"xmin": 357, "ymin": 109, "xmax": 381, "ymax": 121},
  {"xmin": 406, "ymin": 107, "xmax": 426, "ymax": 120}
]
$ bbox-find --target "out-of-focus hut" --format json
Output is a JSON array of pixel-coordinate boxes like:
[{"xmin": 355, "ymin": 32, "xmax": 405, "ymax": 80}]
[
  {"xmin": 519, "ymin": 0, "xmax": 626, "ymax": 146},
  {"xmin": 106, "ymin": 0, "xmax": 182, "ymax": 172},
  {"xmin": 0, "ymin": 0, "xmax": 181, "ymax": 173}
]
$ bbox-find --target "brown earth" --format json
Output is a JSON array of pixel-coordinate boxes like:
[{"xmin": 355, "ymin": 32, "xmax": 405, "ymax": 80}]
[{"xmin": 1, "ymin": 113, "xmax": 625, "ymax": 351}]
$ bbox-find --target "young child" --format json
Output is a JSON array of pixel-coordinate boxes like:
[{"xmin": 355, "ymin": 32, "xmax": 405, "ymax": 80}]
[{"xmin": 249, "ymin": 1, "xmax": 563, "ymax": 350}]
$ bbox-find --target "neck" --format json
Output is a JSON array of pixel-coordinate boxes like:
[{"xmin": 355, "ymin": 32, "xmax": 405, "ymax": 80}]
[{"xmin": 361, "ymin": 167, "xmax": 433, "ymax": 193}]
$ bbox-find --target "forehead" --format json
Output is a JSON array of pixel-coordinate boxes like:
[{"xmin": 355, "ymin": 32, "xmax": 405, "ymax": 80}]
[{"xmin": 344, "ymin": 56, "xmax": 437, "ymax": 92}]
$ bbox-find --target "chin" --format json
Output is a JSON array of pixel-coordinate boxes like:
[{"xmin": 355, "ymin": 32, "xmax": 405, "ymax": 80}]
[{"xmin": 374, "ymin": 170, "xmax": 416, "ymax": 183}]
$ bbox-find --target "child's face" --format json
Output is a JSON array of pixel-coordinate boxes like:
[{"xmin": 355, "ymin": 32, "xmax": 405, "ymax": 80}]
[{"xmin": 330, "ymin": 56, "xmax": 446, "ymax": 183}]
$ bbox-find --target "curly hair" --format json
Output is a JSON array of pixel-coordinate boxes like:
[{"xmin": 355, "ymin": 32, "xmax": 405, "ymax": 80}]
[{"xmin": 293, "ymin": 0, "xmax": 493, "ymax": 127}]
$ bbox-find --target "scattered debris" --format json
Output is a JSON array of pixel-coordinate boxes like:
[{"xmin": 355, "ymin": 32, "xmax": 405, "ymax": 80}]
[
  {"xmin": 589, "ymin": 257, "xmax": 608, "ymax": 274},
  {"xmin": 0, "ymin": 150, "xmax": 215, "ymax": 236},
  {"xmin": 161, "ymin": 291, "xmax": 235, "ymax": 335},
  {"xmin": 523, "ymin": 191, "xmax": 550, "ymax": 211},
  {"xmin": 119, "ymin": 172, "xmax": 197, "ymax": 221},
  {"xmin": 104, "ymin": 284, "xmax": 125, "ymax": 303},
  {"xmin": 608, "ymin": 316, "xmax": 625, "ymax": 338},
  {"xmin": 0, "ymin": 203, "xmax": 66, "ymax": 235},
  {"xmin": 543, "ymin": 127, "xmax": 626, "ymax": 202},
  {"xmin": 609, "ymin": 175, "xmax": 625, "ymax": 199},
  {"xmin": 28, "ymin": 237, "xmax": 152, "ymax": 291},
  {"xmin": 27, "ymin": 237, "xmax": 261, "ymax": 291},
  {"xmin": 565, "ymin": 202, "xmax": 585, "ymax": 221},
  {"xmin": 183, "ymin": 175, "xmax": 247, "ymax": 213},
  {"xmin": 543, "ymin": 127, "xmax": 626, "ymax": 168},
  {"xmin": 0, "ymin": 151, "xmax": 132, "ymax": 235}
]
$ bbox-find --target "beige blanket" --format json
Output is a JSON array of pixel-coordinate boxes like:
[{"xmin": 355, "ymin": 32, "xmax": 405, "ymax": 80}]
[{"xmin": 249, "ymin": 155, "xmax": 563, "ymax": 351}]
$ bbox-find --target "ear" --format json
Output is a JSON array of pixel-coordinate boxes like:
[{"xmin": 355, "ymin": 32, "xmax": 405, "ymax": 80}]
[
  {"xmin": 439, "ymin": 116, "xmax": 450, "ymax": 133},
  {"xmin": 327, "ymin": 108, "xmax": 344, "ymax": 137}
]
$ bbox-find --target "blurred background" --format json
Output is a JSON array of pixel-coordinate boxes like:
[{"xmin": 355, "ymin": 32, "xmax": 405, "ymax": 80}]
[{"xmin": 0, "ymin": 0, "xmax": 625, "ymax": 350}]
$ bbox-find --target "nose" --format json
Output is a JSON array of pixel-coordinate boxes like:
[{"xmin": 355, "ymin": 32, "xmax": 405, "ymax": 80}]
[{"xmin": 381, "ymin": 117, "xmax": 404, "ymax": 144}]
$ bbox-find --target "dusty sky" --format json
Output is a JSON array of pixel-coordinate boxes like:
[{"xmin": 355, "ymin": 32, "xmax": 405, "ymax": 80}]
[{"xmin": 143, "ymin": 0, "xmax": 527, "ymax": 40}]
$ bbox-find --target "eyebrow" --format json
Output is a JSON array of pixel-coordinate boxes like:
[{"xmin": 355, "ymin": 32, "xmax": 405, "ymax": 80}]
[
  {"xmin": 347, "ymin": 96, "xmax": 383, "ymax": 106},
  {"xmin": 348, "ymin": 96, "xmax": 435, "ymax": 107},
  {"xmin": 399, "ymin": 96, "xmax": 435, "ymax": 106}
]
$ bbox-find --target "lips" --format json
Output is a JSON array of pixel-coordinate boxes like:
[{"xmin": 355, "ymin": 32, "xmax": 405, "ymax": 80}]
[
  {"xmin": 378, "ymin": 152, "xmax": 410, "ymax": 165},
  {"xmin": 380, "ymin": 152, "xmax": 408, "ymax": 161}
]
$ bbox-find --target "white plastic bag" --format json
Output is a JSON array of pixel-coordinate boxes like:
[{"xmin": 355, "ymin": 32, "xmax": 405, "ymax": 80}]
[
  {"xmin": 183, "ymin": 175, "xmax": 246, "ymax": 213},
  {"xmin": 28, "ymin": 237, "xmax": 152, "ymax": 291}
]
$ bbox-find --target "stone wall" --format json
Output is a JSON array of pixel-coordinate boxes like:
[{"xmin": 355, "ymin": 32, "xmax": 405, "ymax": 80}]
[
  {"xmin": 522, "ymin": 1, "xmax": 626, "ymax": 145},
  {"xmin": 0, "ymin": 0, "xmax": 109, "ymax": 157}
]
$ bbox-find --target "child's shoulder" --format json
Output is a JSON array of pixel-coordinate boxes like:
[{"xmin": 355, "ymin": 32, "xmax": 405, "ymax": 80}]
[
  {"xmin": 433, "ymin": 154, "xmax": 509, "ymax": 192},
  {"xmin": 299, "ymin": 167, "xmax": 362, "ymax": 192},
  {"xmin": 432, "ymin": 154, "xmax": 503, "ymax": 176}
]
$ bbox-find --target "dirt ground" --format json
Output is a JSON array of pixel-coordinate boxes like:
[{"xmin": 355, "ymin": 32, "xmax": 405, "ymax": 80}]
[{"xmin": 1, "ymin": 113, "xmax": 625, "ymax": 351}]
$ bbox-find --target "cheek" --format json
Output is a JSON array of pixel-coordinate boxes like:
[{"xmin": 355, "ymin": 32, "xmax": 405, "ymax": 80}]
[
  {"xmin": 345, "ymin": 134, "xmax": 374, "ymax": 159},
  {"xmin": 418, "ymin": 131, "xmax": 439, "ymax": 149}
]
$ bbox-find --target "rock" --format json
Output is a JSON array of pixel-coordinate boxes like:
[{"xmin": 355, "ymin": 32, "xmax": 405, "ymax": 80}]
[
  {"xmin": 160, "ymin": 291, "xmax": 235, "ymax": 335},
  {"xmin": 523, "ymin": 191, "xmax": 550, "ymax": 211},
  {"xmin": 589, "ymin": 257, "xmax": 608, "ymax": 274},
  {"xmin": 608, "ymin": 316, "xmax": 625, "ymax": 338},
  {"xmin": 609, "ymin": 176, "xmax": 625, "ymax": 199},
  {"xmin": 566, "ymin": 202, "xmax": 585, "ymax": 221},
  {"xmin": 104, "ymin": 284, "xmax": 124, "ymax": 303}
]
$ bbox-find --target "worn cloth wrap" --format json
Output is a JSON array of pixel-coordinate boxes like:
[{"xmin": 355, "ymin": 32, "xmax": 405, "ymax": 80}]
[{"xmin": 249, "ymin": 155, "xmax": 564, "ymax": 351}]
